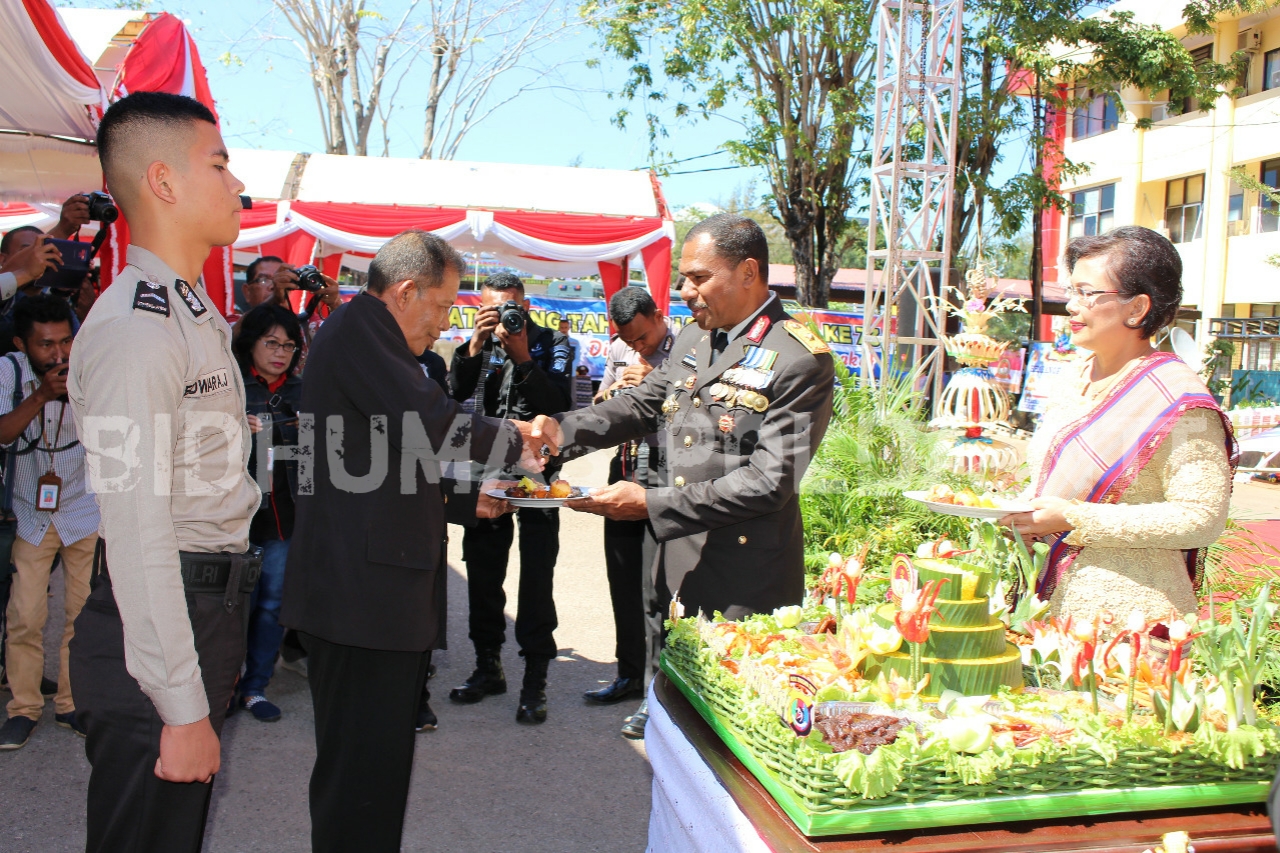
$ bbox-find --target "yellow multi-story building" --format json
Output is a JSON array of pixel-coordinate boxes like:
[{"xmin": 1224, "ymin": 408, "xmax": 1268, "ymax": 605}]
[{"xmin": 1053, "ymin": 0, "xmax": 1280, "ymax": 364}]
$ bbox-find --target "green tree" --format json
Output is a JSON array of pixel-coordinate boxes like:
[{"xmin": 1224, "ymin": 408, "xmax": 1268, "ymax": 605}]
[
  {"xmin": 588, "ymin": 0, "xmax": 875, "ymax": 308},
  {"xmin": 953, "ymin": 0, "xmax": 1245, "ymax": 338}
]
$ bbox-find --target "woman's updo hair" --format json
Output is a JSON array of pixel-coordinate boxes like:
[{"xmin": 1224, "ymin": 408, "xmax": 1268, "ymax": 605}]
[{"xmin": 1063, "ymin": 225, "xmax": 1182, "ymax": 338}]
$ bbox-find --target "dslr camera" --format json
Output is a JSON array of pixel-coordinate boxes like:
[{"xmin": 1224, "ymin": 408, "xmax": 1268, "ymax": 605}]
[
  {"xmin": 292, "ymin": 264, "xmax": 327, "ymax": 292},
  {"xmin": 498, "ymin": 300, "xmax": 526, "ymax": 334},
  {"xmin": 85, "ymin": 191, "xmax": 118, "ymax": 223}
]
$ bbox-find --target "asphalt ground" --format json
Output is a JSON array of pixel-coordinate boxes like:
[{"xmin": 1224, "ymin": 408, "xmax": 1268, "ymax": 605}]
[{"xmin": 0, "ymin": 451, "xmax": 654, "ymax": 853}]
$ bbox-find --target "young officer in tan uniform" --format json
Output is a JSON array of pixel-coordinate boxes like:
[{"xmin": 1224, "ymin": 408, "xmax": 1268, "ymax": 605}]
[{"xmin": 67, "ymin": 92, "xmax": 262, "ymax": 852}]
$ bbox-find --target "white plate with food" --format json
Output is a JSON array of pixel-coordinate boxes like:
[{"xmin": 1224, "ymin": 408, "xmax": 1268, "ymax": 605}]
[
  {"xmin": 903, "ymin": 486, "xmax": 1034, "ymax": 519},
  {"xmin": 487, "ymin": 477, "xmax": 594, "ymax": 508}
]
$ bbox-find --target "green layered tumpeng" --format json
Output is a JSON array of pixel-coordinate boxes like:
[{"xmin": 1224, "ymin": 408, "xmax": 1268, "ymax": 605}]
[
  {"xmin": 871, "ymin": 644, "xmax": 1024, "ymax": 696},
  {"xmin": 933, "ymin": 597, "xmax": 991, "ymax": 627},
  {"xmin": 873, "ymin": 603, "xmax": 1004, "ymax": 655},
  {"xmin": 913, "ymin": 556, "xmax": 992, "ymax": 600}
]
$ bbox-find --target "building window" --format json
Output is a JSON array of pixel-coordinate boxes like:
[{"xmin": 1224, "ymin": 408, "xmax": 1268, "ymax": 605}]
[
  {"xmin": 1181, "ymin": 45, "xmax": 1214, "ymax": 114},
  {"xmin": 1068, "ymin": 183, "xmax": 1115, "ymax": 238},
  {"xmin": 1072, "ymin": 86, "xmax": 1118, "ymax": 140},
  {"xmin": 1166, "ymin": 174, "xmax": 1204, "ymax": 244},
  {"xmin": 1262, "ymin": 159, "xmax": 1280, "ymax": 233},
  {"xmin": 1228, "ymin": 178, "xmax": 1244, "ymax": 222},
  {"xmin": 1265, "ymin": 48, "xmax": 1280, "ymax": 91}
]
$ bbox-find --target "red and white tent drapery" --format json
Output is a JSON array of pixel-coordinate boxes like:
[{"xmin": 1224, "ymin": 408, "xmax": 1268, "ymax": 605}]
[
  {"xmin": 235, "ymin": 200, "xmax": 674, "ymax": 314},
  {"xmin": 0, "ymin": 0, "xmax": 105, "ymax": 141}
]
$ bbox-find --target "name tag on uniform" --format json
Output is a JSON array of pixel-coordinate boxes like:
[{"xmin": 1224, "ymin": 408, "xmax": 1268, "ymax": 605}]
[{"xmin": 184, "ymin": 368, "xmax": 231, "ymax": 398}]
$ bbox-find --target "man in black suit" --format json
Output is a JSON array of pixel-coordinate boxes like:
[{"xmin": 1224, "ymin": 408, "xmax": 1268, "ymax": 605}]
[{"xmin": 279, "ymin": 230, "xmax": 557, "ymax": 853}]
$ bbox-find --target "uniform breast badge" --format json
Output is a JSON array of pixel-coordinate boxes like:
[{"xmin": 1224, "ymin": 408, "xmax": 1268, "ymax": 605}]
[
  {"xmin": 684, "ymin": 375, "xmax": 696, "ymax": 389},
  {"xmin": 718, "ymin": 414, "xmax": 735, "ymax": 433},
  {"xmin": 661, "ymin": 395, "xmax": 680, "ymax": 421}
]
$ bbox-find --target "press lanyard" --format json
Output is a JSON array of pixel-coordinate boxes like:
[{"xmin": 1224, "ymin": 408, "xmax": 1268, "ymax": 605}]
[
  {"xmin": 34, "ymin": 391, "xmax": 66, "ymax": 512},
  {"xmin": 38, "ymin": 401, "xmax": 66, "ymax": 475}
]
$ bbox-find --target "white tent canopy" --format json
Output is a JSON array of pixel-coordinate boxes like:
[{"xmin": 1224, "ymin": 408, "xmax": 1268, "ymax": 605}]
[{"xmin": 294, "ymin": 153, "xmax": 663, "ymax": 217}]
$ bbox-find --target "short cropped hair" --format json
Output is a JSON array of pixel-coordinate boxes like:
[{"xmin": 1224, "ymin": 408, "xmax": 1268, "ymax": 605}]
[
  {"xmin": 246, "ymin": 255, "xmax": 284, "ymax": 284},
  {"xmin": 97, "ymin": 92, "xmax": 219, "ymax": 193},
  {"xmin": 609, "ymin": 287, "xmax": 657, "ymax": 326},
  {"xmin": 481, "ymin": 272, "xmax": 525, "ymax": 296},
  {"xmin": 14, "ymin": 294, "xmax": 74, "ymax": 345},
  {"xmin": 367, "ymin": 230, "xmax": 465, "ymax": 294},
  {"xmin": 684, "ymin": 214, "xmax": 770, "ymax": 284},
  {"xmin": 1, "ymin": 226, "xmax": 42, "ymax": 256},
  {"xmin": 234, "ymin": 304, "xmax": 304, "ymax": 377},
  {"xmin": 1064, "ymin": 225, "xmax": 1182, "ymax": 337}
]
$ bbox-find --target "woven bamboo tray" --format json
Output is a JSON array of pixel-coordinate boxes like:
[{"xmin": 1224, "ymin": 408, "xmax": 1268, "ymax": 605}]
[{"xmin": 659, "ymin": 649, "xmax": 1276, "ymax": 837}]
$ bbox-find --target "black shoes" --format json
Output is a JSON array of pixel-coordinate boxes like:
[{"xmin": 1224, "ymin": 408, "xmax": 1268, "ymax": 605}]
[
  {"xmin": 448, "ymin": 650, "xmax": 506, "ymax": 704},
  {"xmin": 584, "ymin": 676, "xmax": 644, "ymax": 705},
  {"xmin": 621, "ymin": 700, "xmax": 649, "ymax": 740},
  {"xmin": 0, "ymin": 715, "xmax": 37, "ymax": 750},
  {"xmin": 415, "ymin": 700, "xmax": 438, "ymax": 732},
  {"xmin": 239, "ymin": 694, "xmax": 283, "ymax": 722},
  {"xmin": 515, "ymin": 656, "xmax": 550, "ymax": 725},
  {"xmin": 55, "ymin": 711, "xmax": 86, "ymax": 737}
]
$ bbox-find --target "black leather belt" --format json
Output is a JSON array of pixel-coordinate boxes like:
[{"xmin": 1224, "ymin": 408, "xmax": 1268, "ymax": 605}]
[{"xmin": 96, "ymin": 540, "xmax": 263, "ymax": 611}]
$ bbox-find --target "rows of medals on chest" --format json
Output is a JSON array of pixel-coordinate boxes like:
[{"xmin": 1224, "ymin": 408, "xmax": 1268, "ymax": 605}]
[{"xmin": 660, "ymin": 366, "xmax": 772, "ymax": 436}]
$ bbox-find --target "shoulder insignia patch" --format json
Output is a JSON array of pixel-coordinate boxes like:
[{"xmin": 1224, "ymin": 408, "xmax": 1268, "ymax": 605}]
[
  {"xmin": 133, "ymin": 281, "xmax": 169, "ymax": 317},
  {"xmin": 783, "ymin": 320, "xmax": 831, "ymax": 354},
  {"xmin": 173, "ymin": 279, "xmax": 207, "ymax": 317}
]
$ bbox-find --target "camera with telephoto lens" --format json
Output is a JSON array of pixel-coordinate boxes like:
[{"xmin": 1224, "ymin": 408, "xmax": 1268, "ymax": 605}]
[
  {"xmin": 499, "ymin": 300, "xmax": 526, "ymax": 334},
  {"xmin": 293, "ymin": 264, "xmax": 326, "ymax": 292},
  {"xmin": 85, "ymin": 191, "xmax": 118, "ymax": 223}
]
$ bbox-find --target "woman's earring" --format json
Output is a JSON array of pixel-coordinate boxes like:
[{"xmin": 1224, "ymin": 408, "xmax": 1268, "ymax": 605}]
[{"xmin": 1127, "ymin": 319, "xmax": 1138, "ymax": 326}]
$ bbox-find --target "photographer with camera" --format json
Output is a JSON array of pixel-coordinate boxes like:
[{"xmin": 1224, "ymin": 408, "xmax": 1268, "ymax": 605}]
[
  {"xmin": 586, "ymin": 288, "xmax": 674, "ymax": 739},
  {"xmin": 0, "ymin": 295, "xmax": 99, "ymax": 750},
  {"xmin": 234, "ymin": 257, "xmax": 341, "ymax": 347},
  {"xmin": 446, "ymin": 273, "xmax": 573, "ymax": 724},
  {"xmin": 0, "ymin": 230, "xmax": 61, "ymax": 309}
]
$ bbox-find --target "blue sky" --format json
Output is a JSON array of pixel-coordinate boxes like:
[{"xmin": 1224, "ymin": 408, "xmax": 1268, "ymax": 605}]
[{"xmin": 76, "ymin": 0, "xmax": 768, "ymax": 211}]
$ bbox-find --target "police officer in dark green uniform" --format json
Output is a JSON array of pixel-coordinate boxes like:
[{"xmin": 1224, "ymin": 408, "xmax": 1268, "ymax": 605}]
[{"xmin": 552, "ymin": 213, "xmax": 836, "ymax": 736}]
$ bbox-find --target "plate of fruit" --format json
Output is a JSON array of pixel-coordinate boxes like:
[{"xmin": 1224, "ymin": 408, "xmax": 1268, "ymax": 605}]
[
  {"xmin": 487, "ymin": 477, "xmax": 592, "ymax": 508},
  {"xmin": 903, "ymin": 484, "xmax": 1034, "ymax": 519}
]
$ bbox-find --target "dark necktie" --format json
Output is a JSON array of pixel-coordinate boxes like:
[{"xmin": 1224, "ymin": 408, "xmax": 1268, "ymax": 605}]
[{"xmin": 710, "ymin": 330, "xmax": 729, "ymax": 365}]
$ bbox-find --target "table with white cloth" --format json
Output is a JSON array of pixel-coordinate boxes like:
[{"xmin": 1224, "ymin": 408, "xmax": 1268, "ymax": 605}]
[{"xmin": 644, "ymin": 674, "xmax": 1277, "ymax": 853}]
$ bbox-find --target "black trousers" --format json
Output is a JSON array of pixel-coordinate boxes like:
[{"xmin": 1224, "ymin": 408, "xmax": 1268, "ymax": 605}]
[
  {"xmin": 462, "ymin": 508, "xmax": 559, "ymax": 660},
  {"xmin": 603, "ymin": 454, "xmax": 661, "ymax": 681},
  {"xmin": 301, "ymin": 632, "xmax": 430, "ymax": 853},
  {"xmin": 69, "ymin": 573, "xmax": 246, "ymax": 853}
]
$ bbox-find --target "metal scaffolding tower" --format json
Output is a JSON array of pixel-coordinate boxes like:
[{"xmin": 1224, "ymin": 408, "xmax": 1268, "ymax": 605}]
[{"xmin": 861, "ymin": 0, "xmax": 964, "ymax": 406}]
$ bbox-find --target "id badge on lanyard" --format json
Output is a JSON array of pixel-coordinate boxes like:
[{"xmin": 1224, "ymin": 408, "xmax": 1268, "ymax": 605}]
[
  {"xmin": 36, "ymin": 472, "xmax": 61, "ymax": 511},
  {"xmin": 35, "ymin": 397, "xmax": 67, "ymax": 512}
]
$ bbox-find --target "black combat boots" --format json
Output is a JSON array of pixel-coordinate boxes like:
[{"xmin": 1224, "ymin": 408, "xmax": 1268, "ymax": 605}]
[
  {"xmin": 515, "ymin": 655, "xmax": 550, "ymax": 724},
  {"xmin": 448, "ymin": 649, "xmax": 506, "ymax": 704}
]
